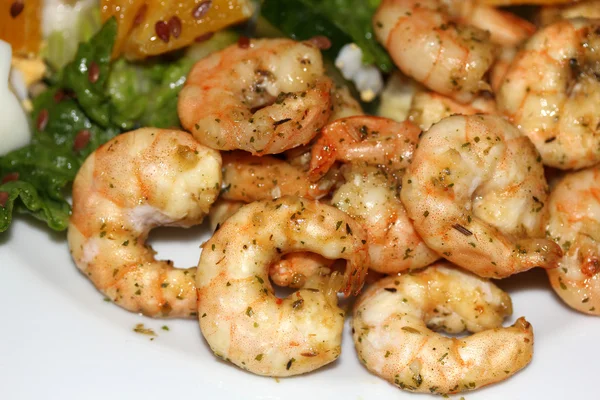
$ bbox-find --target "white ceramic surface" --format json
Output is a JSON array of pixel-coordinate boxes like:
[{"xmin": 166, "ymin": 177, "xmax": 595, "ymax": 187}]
[{"xmin": 1, "ymin": 217, "xmax": 599, "ymax": 399}]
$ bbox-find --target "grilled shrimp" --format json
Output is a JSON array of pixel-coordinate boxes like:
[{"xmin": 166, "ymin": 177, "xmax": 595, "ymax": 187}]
[
  {"xmin": 221, "ymin": 151, "xmax": 338, "ymax": 202},
  {"xmin": 373, "ymin": 0, "xmax": 493, "ymax": 103},
  {"xmin": 353, "ymin": 261, "xmax": 533, "ymax": 395},
  {"xmin": 308, "ymin": 116, "xmax": 420, "ymax": 181},
  {"xmin": 463, "ymin": 2, "xmax": 535, "ymax": 46},
  {"xmin": 409, "ymin": 90, "xmax": 496, "ymax": 131},
  {"xmin": 332, "ymin": 165, "xmax": 439, "ymax": 274},
  {"xmin": 207, "ymin": 197, "xmax": 332, "ymax": 289},
  {"xmin": 401, "ymin": 115, "xmax": 562, "ymax": 278},
  {"xmin": 196, "ymin": 196, "xmax": 369, "ymax": 376},
  {"xmin": 68, "ymin": 128, "xmax": 222, "ymax": 318},
  {"xmin": 546, "ymin": 167, "xmax": 600, "ymax": 315},
  {"xmin": 497, "ymin": 18, "xmax": 600, "ymax": 169},
  {"xmin": 178, "ymin": 38, "xmax": 333, "ymax": 155},
  {"xmin": 373, "ymin": 0, "xmax": 536, "ymax": 102}
]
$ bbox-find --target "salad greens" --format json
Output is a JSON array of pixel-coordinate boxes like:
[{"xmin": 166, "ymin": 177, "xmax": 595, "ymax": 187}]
[
  {"xmin": 42, "ymin": 4, "xmax": 103, "ymax": 71},
  {"xmin": 261, "ymin": 0, "xmax": 392, "ymax": 72},
  {"xmin": 0, "ymin": 20, "xmax": 236, "ymax": 233},
  {"xmin": 0, "ymin": 19, "xmax": 120, "ymax": 232}
]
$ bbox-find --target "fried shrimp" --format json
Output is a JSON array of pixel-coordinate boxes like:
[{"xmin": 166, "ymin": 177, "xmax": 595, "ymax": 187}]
[
  {"xmin": 546, "ymin": 167, "xmax": 600, "ymax": 315},
  {"xmin": 373, "ymin": 0, "xmax": 495, "ymax": 102},
  {"xmin": 308, "ymin": 116, "xmax": 420, "ymax": 181},
  {"xmin": 497, "ymin": 18, "xmax": 600, "ymax": 169},
  {"xmin": 178, "ymin": 38, "xmax": 333, "ymax": 155},
  {"xmin": 401, "ymin": 115, "xmax": 562, "ymax": 278},
  {"xmin": 332, "ymin": 165, "xmax": 439, "ymax": 274},
  {"xmin": 409, "ymin": 90, "xmax": 496, "ymax": 131},
  {"xmin": 68, "ymin": 128, "xmax": 222, "ymax": 318},
  {"xmin": 221, "ymin": 151, "xmax": 338, "ymax": 202},
  {"xmin": 196, "ymin": 196, "xmax": 369, "ymax": 376},
  {"xmin": 352, "ymin": 262, "xmax": 534, "ymax": 395}
]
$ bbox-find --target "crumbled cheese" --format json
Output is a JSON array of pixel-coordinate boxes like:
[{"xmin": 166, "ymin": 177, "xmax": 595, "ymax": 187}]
[{"xmin": 335, "ymin": 44, "xmax": 383, "ymax": 102}]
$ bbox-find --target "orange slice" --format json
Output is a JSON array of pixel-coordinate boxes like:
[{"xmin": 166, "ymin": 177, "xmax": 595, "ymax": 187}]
[{"xmin": 101, "ymin": 0, "xmax": 254, "ymax": 59}]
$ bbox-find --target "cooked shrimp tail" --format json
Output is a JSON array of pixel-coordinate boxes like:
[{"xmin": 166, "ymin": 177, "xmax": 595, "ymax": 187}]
[
  {"xmin": 309, "ymin": 116, "xmax": 420, "ymax": 181},
  {"xmin": 515, "ymin": 238, "xmax": 563, "ymax": 270}
]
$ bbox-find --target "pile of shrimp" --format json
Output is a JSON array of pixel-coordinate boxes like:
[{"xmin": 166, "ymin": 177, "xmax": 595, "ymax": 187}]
[{"xmin": 67, "ymin": 0, "xmax": 600, "ymax": 395}]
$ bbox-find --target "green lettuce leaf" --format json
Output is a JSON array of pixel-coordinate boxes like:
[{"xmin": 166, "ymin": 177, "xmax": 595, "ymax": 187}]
[
  {"xmin": 261, "ymin": 0, "xmax": 392, "ymax": 72},
  {"xmin": 0, "ymin": 19, "xmax": 119, "ymax": 233}
]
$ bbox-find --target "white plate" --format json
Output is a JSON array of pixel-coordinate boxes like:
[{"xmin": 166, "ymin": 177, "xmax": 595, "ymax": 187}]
[{"xmin": 1, "ymin": 216, "xmax": 599, "ymax": 400}]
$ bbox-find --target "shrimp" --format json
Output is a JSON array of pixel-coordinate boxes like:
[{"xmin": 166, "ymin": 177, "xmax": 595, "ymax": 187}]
[
  {"xmin": 68, "ymin": 128, "xmax": 222, "ymax": 318},
  {"xmin": 221, "ymin": 151, "xmax": 338, "ymax": 202},
  {"xmin": 308, "ymin": 116, "xmax": 420, "ymax": 181},
  {"xmin": 283, "ymin": 84, "xmax": 363, "ymax": 171},
  {"xmin": 178, "ymin": 38, "xmax": 333, "ymax": 155},
  {"xmin": 409, "ymin": 90, "xmax": 496, "ymax": 131},
  {"xmin": 207, "ymin": 198, "xmax": 332, "ymax": 288},
  {"xmin": 373, "ymin": 0, "xmax": 495, "ymax": 103},
  {"xmin": 497, "ymin": 18, "xmax": 600, "ymax": 169},
  {"xmin": 329, "ymin": 85, "xmax": 363, "ymax": 121},
  {"xmin": 464, "ymin": 4, "xmax": 535, "ymax": 46},
  {"xmin": 538, "ymin": 1, "xmax": 600, "ymax": 26},
  {"xmin": 283, "ymin": 144, "xmax": 315, "ymax": 170},
  {"xmin": 490, "ymin": 46, "xmax": 517, "ymax": 94},
  {"xmin": 546, "ymin": 167, "xmax": 600, "ymax": 315},
  {"xmin": 196, "ymin": 196, "xmax": 369, "ymax": 376},
  {"xmin": 401, "ymin": 115, "xmax": 562, "ymax": 278},
  {"xmin": 208, "ymin": 198, "xmax": 245, "ymax": 232},
  {"xmin": 269, "ymin": 252, "xmax": 336, "ymax": 288},
  {"xmin": 332, "ymin": 165, "xmax": 439, "ymax": 274},
  {"xmin": 373, "ymin": 0, "xmax": 537, "ymax": 102},
  {"xmin": 352, "ymin": 261, "xmax": 533, "ymax": 395}
]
